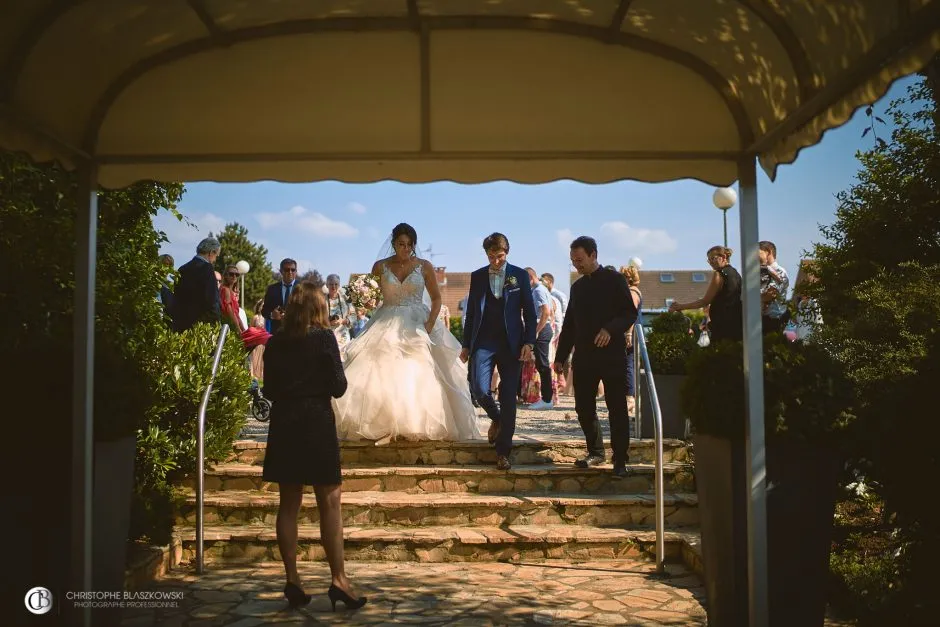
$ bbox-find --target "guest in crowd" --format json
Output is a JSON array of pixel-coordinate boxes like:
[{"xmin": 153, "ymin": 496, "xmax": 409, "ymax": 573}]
[
  {"xmin": 554, "ymin": 236, "xmax": 637, "ymax": 478},
  {"xmin": 540, "ymin": 272, "xmax": 569, "ymax": 317},
  {"xmin": 219, "ymin": 264, "xmax": 247, "ymax": 333},
  {"xmin": 172, "ymin": 237, "xmax": 221, "ymax": 332},
  {"xmin": 261, "ymin": 281, "xmax": 366, "ymax": 612},
  {"xmin": 157, "ymin": 254, "xmax": 175, "ymax": 321},
  {"xmin": 326, "ymin": 273, "xmax": 354, "ymax": 354},
  {"xmin": 520, "ymin": 267, "xmax": 555, "ymax": 410},
  {"xmin": 262, "ymin": 258, "xmax": 300, "ymax": 334},
  {"xmin": 620, "ymin": 264, "xmax": 643, "ymax": 421},
  {"xmin": 759, "ymin": 240, "xmax": 790, "ymax": 335},
  {"xmin": 669, "ymin": 245, "xmax": 742, "ymax": 343},
  {"xmin": 350, "ymin": 307, "xmax": 370, "ymax": 339}
]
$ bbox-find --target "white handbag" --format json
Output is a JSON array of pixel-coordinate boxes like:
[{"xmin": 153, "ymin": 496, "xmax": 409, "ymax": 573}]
[{"xmin": 697, "ymin": 330, "xmax": 711, "ymax": 347}]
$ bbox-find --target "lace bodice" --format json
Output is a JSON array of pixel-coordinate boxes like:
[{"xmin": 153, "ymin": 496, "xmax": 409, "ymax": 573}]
[{"xmin": 381, "ymin": 263, "xmax": 426, "ymax": 308}]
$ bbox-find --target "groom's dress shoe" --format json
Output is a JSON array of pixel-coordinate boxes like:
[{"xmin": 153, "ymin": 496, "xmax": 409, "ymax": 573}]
[
  {"xmin": 575, "ymin": 455, "xmax": 605, "ymax": 468},
  {"xmin": 496, "ymin": 455, "xmax": 512, "ymax": 470},
  {"xmin": 488, "ymin": 421, "xmax": 500, "ymax": 444}
]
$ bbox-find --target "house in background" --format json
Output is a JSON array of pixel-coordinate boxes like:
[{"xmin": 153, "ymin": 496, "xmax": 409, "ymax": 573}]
[
  {"xmin": 791, "ymin": 259, "xmax": 817, "ymax": 304},
  {"xmin": 570, "ymin": 269, "xmax": 712, "ymax": 327}
]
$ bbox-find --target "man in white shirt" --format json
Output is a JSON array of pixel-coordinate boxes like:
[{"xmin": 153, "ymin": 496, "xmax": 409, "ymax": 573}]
[{"xmin": 540, "ymin": 272, "xmax": 568, "ymax": 330}]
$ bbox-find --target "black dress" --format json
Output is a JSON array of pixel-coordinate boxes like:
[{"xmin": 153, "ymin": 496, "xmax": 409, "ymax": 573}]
[
  {"xmin": 261, "ymin": 328, "xmax": 348, "ymax": 486},
  {"xmin": 709, "ymin": 265, "xmax": 743, "ymax": 343}
]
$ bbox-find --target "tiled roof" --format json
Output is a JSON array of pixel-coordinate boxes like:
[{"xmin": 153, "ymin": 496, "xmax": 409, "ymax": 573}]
[{"xmin": 569, "ymin": 269, "xmax": 712, "ymax": 311}]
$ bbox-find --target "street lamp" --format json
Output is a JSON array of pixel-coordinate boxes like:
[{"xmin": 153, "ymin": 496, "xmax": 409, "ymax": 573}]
[
  {"xmin": 235, "ymin": 260, "xmax": 250, "ymax": 300},
  {"xmin": 712, "ymin": 187, "xmax": 738, "ymax": 248}
]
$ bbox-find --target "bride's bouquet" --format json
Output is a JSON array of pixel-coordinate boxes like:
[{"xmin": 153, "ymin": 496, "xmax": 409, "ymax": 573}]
[{"xmin": 344, "ymin": 273, "xmax": 382, "ymax": 312}]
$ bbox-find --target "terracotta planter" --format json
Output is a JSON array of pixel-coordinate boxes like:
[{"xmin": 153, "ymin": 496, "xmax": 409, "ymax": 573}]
[{"xmin": 694, "ymin": 433, "xmax": 839, "ymax": 626}]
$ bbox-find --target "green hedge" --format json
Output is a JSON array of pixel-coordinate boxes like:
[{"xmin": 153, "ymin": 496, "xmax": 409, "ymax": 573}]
[{"xmin": 133, "ymin": 323, "xmax": 250, "ymax": 544}]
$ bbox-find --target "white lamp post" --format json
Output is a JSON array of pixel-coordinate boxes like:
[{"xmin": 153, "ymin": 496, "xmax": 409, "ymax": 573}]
[
  {"xmin": 235, "ymin": 260, "xmax": 250, "ymax": 299},
  {"xmin": 712, "ymin": 187, "xmax": 738, "ymax": 248}
]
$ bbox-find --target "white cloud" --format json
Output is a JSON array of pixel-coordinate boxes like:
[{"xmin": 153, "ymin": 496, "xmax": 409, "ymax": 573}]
[
  {"xmin": 256, "ymin": 205, "xmax": 358, "ymax": 238},
  {"xmin": 154, "ymin": 210, "xmax": 226, "ymax": 247},
  {"xmin": 347, "ymin": 202, "xmax": 367, "ymax": 214},
  {"xmin": 600, "ymin": 221, "xmax": 678, "ymax": 254},
  {"xmin": 556, "ymin": 228, "xmax": 574, "ymax": 250}
]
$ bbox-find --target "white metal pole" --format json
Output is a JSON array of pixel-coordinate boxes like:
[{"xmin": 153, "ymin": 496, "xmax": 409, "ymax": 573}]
[
  {"xmin": 73, "ymin": 164, "xmax": 98, "ymax": 627},
  {"xmin": 738, "ymin": 157, "xmax": 769, "ymax": 627}
]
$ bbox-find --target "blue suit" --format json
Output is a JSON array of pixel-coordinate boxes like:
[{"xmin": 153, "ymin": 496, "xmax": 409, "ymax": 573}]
[{"xmin": 462, "ymin": 263, "xmax": 537, "ymax": 456}]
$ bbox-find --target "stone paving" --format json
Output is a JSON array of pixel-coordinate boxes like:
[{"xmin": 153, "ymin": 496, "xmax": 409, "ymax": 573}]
[
  {"xmin": 241, "ymin": 396, "xmax": 609, "ymax": 441},
  {"xmin": 120, "ymin": 559, "xmax": 707, "ymax": 626}
]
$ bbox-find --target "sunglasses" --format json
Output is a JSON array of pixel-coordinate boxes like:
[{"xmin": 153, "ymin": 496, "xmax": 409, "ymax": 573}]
[
  {"xmin": 225, "ymin": 271, "xmax": 238, "ymax": 277},
  {"xmin": 281, "ymin": 267, "xmax": 297, "ymax": 273}
]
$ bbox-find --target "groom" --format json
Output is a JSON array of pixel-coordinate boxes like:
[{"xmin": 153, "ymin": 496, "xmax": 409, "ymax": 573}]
[{"xmin": 460, "ymin": 233, "xmax": 536, "ymax": 470}]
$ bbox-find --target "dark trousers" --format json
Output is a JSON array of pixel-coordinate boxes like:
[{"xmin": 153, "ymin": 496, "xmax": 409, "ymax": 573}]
[
  {"xmin": 467, "ymin": 359, "xmax": 476, "ymax": 403},
  {"xmin": 534, "ymin": 336, "xmax": 553, "ymax": 403},
  {"xmin": 573, "ymin": 355, "xmax": 631, "ymax": 464},
  {"xmin": 471, "ymin": 345, "xmax": 522, "ymax": 457}
]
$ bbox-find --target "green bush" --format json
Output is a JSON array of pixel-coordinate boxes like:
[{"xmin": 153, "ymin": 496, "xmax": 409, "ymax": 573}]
[
  {"xmin": 680, "ymin": 336, "xmax": 856, "ymax": 444},
  {"xmin": 829, "ymin": 544, "xmax": 899, "ymax": 621},
  {"xmin": 646, "ymin": 332, "xmax": 697, "ymax": 375},
  {"xmin": 131, "ymin": 323, "xmax": 250, "ymax": 544},
  {"xmin": 1, "ymin": 151, "xmax": 251, "ymax": 546},
  {"xmin": 651, "ymin": 311, "xmax": 693, "ymax": 335}
]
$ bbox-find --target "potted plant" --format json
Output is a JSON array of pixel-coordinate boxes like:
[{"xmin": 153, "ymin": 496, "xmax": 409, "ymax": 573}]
[
  {"xmin": 680, "ymin": 336, "xmax": 855, "ymax": 627},
  {"xmin": 93, "ymin": 336, "xmax": 153, "ymax": 597},
  {"xmin": 643, "ymin": 312, "xmax": 697, "ymax": 439}
]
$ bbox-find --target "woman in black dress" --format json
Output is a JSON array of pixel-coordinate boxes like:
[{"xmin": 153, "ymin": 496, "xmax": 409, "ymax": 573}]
[
  {"xmin": 262, "ymin": 280, "xmax": 367, "ymax": 611},
  {"xmin": 668, "ymin": 245, "xmax": 743, "ymax": 343}
]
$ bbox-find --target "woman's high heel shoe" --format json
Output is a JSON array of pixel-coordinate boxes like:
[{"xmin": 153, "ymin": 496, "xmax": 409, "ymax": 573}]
[
  {"xmin": 328, "ymin": 584, "xmax": 367, "ymax": 611},
  {"xmin": 283, "ymin": 582, "xmax": 312, "ymax": 608}
]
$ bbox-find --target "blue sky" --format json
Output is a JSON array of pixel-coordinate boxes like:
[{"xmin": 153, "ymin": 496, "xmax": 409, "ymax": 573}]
[{"xmin": 155, "ymin": 76, "xmax": 917, "ymax": 293}]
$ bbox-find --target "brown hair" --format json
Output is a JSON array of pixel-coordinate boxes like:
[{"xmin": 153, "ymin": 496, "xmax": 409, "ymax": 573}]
[
  {"xmin": 482, "ymin": 232, "xmax": 510, "ymax": 253},
  {"xmin": 620, "ymin": 265, "xmax": 640, "ymax": 286},
  {"xmin": 707, "ymin": 245, "xmax": 733, "ymax": 261},
  {"xmin": 758, "ymin": 240, "xmax": 777, "ymax": 258},
  {"xmin": 281, "ymin": 281, "xmax": 330, "ymax": 338}
]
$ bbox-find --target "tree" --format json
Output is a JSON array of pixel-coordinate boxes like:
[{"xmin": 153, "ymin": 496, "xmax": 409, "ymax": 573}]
[
  {"xmin": 810, "ymin": 78, "xmax": 940, "ymax": 328},
  {"xmin": 209, "ymin": 222, "xmax": 272, "ymax": 310},
  {"xmin": 810, "ymin": 77, "xmax": 939, "ymax": 625}
]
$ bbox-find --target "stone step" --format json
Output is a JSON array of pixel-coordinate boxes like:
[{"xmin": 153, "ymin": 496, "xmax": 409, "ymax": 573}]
[
  {"xmin": 175, "ymin": 523, "xmax": 700, "ymax": 565},
  {"xmin": 177, "ymin": 490, "xmax": 699, "ymax": 529},
  {"xmin": 229, "ymin": 436, "xmax": 691, "ymax": 467},
  {"xmin": 188, "ymin": 461, "xmax": 695, "ymax": 495}
]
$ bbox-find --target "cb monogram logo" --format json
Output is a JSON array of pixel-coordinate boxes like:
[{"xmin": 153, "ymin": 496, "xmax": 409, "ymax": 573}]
[{"xmin": 25, "ymin": 587, "xmax": 53, "ymax": 615}]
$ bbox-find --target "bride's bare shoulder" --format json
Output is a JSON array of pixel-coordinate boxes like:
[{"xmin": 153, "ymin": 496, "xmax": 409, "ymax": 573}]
[{"xmin": 371, "ymin": 258, "xmax": 390, "ymax": 275}]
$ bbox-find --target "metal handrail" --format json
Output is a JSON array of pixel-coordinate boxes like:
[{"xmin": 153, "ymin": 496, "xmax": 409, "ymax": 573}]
[
  {"xmin": 196, "ymin": 323, "xmax": 230, "ymax": 574},
  {"xmin": 633, "ymin": 321, "xmax": 666, "ymax": 574}
]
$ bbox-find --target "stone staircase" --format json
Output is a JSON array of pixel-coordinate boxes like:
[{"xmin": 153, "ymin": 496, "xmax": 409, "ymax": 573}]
[{"xmin": 173, "ymin": 435, "xmax": 699, "ymax": 567}]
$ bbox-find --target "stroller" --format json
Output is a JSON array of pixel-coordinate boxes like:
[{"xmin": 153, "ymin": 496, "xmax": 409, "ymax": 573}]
[
  {"xmin": 249, "ymin": 378, "xmax": 271, "ymax": 422},
  {"xmin": 245, "ymin": 340, "xmax": 272, "ymax": 422}
]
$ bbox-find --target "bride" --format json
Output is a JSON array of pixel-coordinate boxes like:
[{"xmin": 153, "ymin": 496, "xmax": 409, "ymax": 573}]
[{"xmin": 332, "ymin": 223, "xmax": 481, "ymax": 441}]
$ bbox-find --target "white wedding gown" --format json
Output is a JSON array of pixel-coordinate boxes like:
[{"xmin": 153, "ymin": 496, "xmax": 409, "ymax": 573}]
[{"xmin": 332, "ymin": 263, "xmax": 481, "ymax": 441}]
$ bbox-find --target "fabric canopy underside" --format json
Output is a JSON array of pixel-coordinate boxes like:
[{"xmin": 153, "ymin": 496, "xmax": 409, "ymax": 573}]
[{"xmin": 0, "ymin": 0, "xmax": 938, "ymax": 187}]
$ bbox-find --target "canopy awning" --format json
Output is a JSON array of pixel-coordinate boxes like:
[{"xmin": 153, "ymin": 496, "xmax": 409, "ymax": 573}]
[{"xmin": 1, "ymin": 0, "xmax": 938, "ymax": 188}]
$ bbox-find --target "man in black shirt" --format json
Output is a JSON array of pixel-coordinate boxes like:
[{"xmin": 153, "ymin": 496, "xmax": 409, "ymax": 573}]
[{"xmin": 554, "ymin": 236, "xmax": 638, "ymax": 477}]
